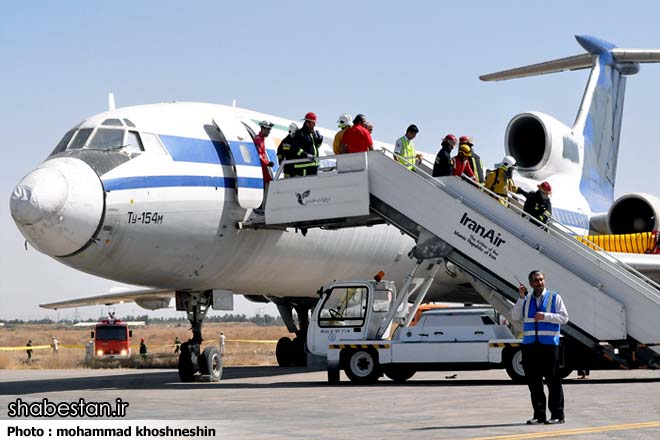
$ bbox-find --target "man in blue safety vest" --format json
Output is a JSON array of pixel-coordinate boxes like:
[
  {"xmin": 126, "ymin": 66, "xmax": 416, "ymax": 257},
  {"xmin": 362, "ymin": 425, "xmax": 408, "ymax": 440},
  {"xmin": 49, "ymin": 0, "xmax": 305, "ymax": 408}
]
[{"xmin": 510, "ymin": 270, "xmax": 569, "ymax": 425}]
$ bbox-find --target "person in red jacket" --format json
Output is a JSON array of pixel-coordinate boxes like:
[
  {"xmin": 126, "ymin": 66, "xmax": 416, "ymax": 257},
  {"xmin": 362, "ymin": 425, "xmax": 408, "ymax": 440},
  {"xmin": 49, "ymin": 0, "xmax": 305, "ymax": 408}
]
[
  {"xmin": 341, "ymin": 114, "xmax": 373, "ymax": 153},
  {"xmin": 452, "ymin": 144, "xmax": 476, "ymax": 180},
  {"xmin": 255, "ymin": 120, "xmax": 275, "ymax": 184}
]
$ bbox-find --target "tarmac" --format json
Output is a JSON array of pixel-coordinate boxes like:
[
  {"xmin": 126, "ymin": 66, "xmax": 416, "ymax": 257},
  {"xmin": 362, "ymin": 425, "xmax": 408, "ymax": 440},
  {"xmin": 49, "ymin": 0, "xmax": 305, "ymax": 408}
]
[{"xmin": 0, "ymin": 367, "xmax": 659, "ymax": 439}]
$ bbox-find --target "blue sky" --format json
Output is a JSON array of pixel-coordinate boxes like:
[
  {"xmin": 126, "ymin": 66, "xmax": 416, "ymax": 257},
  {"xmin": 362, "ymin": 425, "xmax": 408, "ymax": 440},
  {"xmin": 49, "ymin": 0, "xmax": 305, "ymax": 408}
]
[{"xmin": 1, "ymin": 1, "xmax": 659, "ymax": 320}]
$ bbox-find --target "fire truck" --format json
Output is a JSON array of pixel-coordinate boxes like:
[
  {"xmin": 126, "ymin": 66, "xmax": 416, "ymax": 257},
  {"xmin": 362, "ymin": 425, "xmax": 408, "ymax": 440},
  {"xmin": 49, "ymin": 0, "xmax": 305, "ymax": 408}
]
[{"xmin": 91, "ymin": 316, "xmax": 133, "ymax": 359}]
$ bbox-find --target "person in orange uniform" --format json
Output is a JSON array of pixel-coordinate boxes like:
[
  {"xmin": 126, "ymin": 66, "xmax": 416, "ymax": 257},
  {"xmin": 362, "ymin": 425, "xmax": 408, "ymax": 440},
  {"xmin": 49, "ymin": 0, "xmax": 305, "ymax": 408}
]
[
  {"xmin": 255, "ymin": 120, "xmax": 275, "ymax": 184},
  {"xmin": 333, "ymin": 113, "xmax": 352, "ymax": 155},
  {"xmin": 341, "ymin": 114, "xmax": 373, "ymax": 153}
]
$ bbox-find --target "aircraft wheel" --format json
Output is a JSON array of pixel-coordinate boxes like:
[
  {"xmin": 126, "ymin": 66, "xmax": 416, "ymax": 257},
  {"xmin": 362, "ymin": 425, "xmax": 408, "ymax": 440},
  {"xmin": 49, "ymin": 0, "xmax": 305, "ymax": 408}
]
[
  {"xmin": 344, "ymin": 349, "xmax": 380, "ymax": 385},
  {"xmin": 291, "ymin": 337, "xmax": 307, "ymax": 367},
  {"xmin": 505, "ymin": 347, "xmax": 526, "ymax": 383},
  {"xmin": 276, "ymin": 337, "xmax": 293, "ymax": 367},
  {"xmin": 199, "ymin": 346, "xmax": 223, "ymax": 381},
  {"xmin": 177, "ymin": 342, "xmax": 196, "ymax": 382},
  {"xmin": 384, "ymin": 366, "xmax": 416, "ymax": 383},
  {"xmin": 327, "ymin": 367, "xmax": 340, "ymax": 385}
]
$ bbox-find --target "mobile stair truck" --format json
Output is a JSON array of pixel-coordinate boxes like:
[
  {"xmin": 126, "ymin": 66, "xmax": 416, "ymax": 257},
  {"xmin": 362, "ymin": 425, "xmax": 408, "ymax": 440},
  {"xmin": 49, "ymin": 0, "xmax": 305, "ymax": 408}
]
[
  {"xmin": 305, "ymin": 268, "xmax": 528, "ymax": 384},
  {"xmin": 245, "ymin": 151, "xmax": 660, "ymax": 383}
]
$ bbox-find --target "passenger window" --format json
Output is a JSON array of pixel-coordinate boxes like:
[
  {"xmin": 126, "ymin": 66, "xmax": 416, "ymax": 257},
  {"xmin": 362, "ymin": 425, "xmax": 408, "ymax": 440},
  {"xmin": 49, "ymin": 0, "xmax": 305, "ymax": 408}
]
[
  {"xmin": 141, "ymin": 132, "xmax": 168, "ymax": 155},
  {"xmin": 124, "ymin": 131, "xmax": 144, "ymax": 153},
  {"xmin": 88, "ymin": 128, "xmax": 125, "ymax": 150},
  {"xmin": 102, "ymin": 118, "xmax": 123, "ymax": 127},
  {"xmin": 68, "ymin": 128, "xmax": 93, "ymax": 149},
  {"xmin": 123, "ymin": 119, "xmax": 136, "ymax": 127},
  {"xmin": 51, "ymin": 129, "xmax": 76, "ymax": 155}
]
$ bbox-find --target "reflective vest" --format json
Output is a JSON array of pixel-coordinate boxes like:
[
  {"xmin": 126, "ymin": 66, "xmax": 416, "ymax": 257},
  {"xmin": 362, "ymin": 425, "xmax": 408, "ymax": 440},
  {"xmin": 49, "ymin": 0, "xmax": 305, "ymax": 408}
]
[
  {"xmin": 397, "ymin": 136, "xmax": 416, "ymax": 170},
  {"xmin": 522, "ymin": 291, "xmax": 560, "ymax": 346}
]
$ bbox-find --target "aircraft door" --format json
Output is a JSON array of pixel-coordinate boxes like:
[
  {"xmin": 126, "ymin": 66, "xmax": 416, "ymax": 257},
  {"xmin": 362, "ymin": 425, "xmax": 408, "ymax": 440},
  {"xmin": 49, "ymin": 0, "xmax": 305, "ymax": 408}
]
[{"xmin": 212, "ymin": 117, "xmax": 263, "ymax": 209}]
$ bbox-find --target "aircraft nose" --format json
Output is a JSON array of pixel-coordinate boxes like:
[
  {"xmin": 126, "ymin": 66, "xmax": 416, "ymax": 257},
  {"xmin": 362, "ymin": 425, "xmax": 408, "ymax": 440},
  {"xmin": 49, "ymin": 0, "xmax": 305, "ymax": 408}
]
[{"xmin": 10, "ymin": 158, "xmax": 104, "ymax": 257}]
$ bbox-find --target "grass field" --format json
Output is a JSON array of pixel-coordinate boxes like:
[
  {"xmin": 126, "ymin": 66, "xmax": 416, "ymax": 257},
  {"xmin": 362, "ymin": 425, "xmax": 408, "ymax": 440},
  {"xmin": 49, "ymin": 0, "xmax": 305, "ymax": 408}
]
[{"xmin": 0, "ymin": 322, "xmax": 291, "ymax": 369}]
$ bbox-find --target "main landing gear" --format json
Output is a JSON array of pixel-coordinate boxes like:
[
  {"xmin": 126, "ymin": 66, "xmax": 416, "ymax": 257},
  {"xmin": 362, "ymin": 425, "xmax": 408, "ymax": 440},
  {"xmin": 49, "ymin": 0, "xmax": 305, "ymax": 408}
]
[
  {"xmin": 176, "ymin": 291, "xmax": 223, "ymax": 382},
  {"xmin": 272, "ymin": 298, "xmax": 316, "ymax": 367}
]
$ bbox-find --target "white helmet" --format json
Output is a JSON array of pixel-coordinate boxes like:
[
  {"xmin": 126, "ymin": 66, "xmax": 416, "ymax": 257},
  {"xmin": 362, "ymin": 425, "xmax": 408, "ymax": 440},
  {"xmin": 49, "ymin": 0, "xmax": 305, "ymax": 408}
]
[
  {"xmin": 497, "ymin": 155, "xmax": 517, "ymax": 168},
  {"xmin": 259, "ymin": 120, "xmax": 274, "ymax": 129},
  {"xmin": 288, "ymin": 122, "xmax": 298, "ymax": 136},
  {"xmin": 337, "ymin": 113, "xmax": 352, "ymax": 128}
]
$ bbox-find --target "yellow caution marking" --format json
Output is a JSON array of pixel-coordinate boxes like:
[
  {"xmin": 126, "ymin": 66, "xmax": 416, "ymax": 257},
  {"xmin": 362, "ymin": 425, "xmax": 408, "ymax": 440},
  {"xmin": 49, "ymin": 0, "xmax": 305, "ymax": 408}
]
[
  {"xmin": 488, "ymin": 342, "xmax": 520, "ymax": 348},
  {"xmin": 0, "ymin": 339, "xmax": 277, "ymax": 351},
  {"xmin": 469, "ymin": 421, "xmax": 660, "ymax": 440},
  {"xmin": 328, "ymin": 344, "xmax": 390, "ymax": 349}
]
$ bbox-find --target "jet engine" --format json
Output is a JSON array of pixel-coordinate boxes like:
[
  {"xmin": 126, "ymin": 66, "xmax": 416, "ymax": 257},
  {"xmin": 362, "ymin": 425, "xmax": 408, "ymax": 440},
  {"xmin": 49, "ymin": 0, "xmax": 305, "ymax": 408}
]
[
  {"xmin": 600, "ymin": 193, "xmax": 660, "ymax": 234},
  {"xmin": 504, "ymin": 112, "xmax": 581, "ymax": 180}
]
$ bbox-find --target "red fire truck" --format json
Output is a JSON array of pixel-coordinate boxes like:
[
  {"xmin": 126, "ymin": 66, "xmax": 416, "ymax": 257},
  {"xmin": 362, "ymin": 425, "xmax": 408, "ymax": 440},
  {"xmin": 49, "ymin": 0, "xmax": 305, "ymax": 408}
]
[{"xmin": 91, "ymin": 317, "xmax": 132, "ymax": 359}]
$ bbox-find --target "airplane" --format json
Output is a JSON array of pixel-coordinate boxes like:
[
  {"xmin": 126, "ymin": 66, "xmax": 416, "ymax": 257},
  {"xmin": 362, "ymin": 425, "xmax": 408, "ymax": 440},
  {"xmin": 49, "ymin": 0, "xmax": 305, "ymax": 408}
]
[{"xmin": 9, "ymin": 35, "xmax": 660, "ymax": 380}]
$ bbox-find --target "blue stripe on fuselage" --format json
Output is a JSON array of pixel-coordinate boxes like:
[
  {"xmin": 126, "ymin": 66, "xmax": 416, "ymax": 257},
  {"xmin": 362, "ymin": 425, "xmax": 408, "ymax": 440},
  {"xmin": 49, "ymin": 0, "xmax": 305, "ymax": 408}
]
[
  {"xmin": 102, "ymin": 175, "xmax": 263, "ymax": 191},
  {"xmin": 159, "ymin": 134, "xmax": 276, "ymax": 167}
]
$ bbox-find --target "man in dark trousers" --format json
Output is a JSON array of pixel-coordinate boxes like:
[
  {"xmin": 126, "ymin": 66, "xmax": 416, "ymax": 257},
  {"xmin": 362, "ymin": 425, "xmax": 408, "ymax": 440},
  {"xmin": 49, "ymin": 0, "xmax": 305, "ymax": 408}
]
[
  {"xmin": 517, "ymin": 181, "xmax": 553, "ymax": 225},
  {"xmin": 432, "ymin": 134, "xmax": 457, "ymax": 177},
  {"xmin": 26, "ymin": 340, "xmax": 33, "ymax": 362},
  {"xmin": 510, "ymin": 270, "xmax": 569, "ymax": 425},
  {"xmin": 291, "ymin": 112, "xmax": 323, "ymax": 176}
]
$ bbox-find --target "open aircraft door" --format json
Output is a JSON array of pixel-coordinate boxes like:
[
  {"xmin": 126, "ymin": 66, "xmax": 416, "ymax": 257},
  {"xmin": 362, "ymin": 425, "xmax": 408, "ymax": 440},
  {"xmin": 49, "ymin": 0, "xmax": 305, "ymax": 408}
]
[{"xmin": 212, "ymin": 117, "xmax": 264, "ymax": 209}]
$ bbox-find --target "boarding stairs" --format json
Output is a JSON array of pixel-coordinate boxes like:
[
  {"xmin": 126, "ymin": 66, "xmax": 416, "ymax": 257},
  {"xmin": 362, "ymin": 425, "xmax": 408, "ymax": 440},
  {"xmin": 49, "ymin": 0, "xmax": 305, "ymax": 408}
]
[{"xmin": 246, "ymin": 151, "xmax": 660, "ymax": 369}]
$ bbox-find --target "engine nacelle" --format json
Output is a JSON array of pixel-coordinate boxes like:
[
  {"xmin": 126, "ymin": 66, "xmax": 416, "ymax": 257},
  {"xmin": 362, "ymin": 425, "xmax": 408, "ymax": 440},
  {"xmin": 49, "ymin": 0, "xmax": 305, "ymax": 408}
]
[
  {"xmin": 135, "ymin": 297, "xmax": 173, "ymax": 310},
  {"xmin": 505, "ymin": 112, "xmax": 582, "ymax": 180},
  {"xmin": 604, "ymin": 193, "xmax": 660, "ymax": 234}
]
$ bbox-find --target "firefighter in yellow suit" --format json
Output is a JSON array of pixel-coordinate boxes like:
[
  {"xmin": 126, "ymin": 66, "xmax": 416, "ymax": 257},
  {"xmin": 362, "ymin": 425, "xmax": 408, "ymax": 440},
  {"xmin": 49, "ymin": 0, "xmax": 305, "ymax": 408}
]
[{"xmin": 485, "ymin": 155, "xmax": 518, "ymax": 205}]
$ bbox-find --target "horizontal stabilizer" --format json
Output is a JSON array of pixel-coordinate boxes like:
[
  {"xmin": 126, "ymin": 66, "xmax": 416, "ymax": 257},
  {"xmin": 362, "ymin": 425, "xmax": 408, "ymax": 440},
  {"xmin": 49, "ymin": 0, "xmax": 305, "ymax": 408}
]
[
  {"xmin": 40, "ymin": 287, "xmax": 175, "ymax": 310},
  {"xmin": 480, "ymin": 53, "xmax": 593, "ymax": 81},
  {"xmin": 611, "ymin": 49, "xmax": 660, "ymax": 63}
]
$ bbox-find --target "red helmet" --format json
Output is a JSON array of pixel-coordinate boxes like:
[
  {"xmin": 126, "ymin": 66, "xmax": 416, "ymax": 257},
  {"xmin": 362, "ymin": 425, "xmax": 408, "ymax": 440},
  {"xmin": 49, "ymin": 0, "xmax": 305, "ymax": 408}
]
[
  {"xmin": 459, "ymin": 135, "xmax": 473, "ymax": 145},
  {"xmin": 538, "ymin": 181, "xmax": 552, "ymax": 195},
  {"xmin": 303, "ymin": 112, "xmax": 317, "ymax": 122},
  {"xmin": 444, "ymin": 134, "xmax": 457, "ymax": 144}
]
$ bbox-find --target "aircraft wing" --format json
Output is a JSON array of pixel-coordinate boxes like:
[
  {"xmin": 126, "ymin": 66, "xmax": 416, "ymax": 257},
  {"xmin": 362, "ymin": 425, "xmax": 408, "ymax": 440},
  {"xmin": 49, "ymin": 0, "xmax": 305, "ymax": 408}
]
[
  {"xmin": 610, "ymin": 253, "xmax": 660, "ymax": 284},
  {"xmin": 40, "ymin": 287, "xmax": 175, "ymax": 310}
]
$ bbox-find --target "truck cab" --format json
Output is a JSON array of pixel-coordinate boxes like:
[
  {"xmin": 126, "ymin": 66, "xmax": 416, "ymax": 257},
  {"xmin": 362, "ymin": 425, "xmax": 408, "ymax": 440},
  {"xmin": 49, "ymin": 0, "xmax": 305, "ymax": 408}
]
[
  {"xmin": 307, "ymin": 279, "xmax": 404, "ymax": 361},
  {"xmin": 92, "ymin": 319, "xmax": 132, "ymax": 359}
]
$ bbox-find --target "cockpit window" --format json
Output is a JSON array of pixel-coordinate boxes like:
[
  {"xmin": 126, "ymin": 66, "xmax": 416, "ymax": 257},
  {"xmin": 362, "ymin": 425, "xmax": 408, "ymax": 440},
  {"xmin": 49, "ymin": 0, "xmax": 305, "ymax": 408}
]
[
  {"xmin": 141, "ymin": 132, "xmax": 167, "ymax": 155},
  {"xmin": 124, "ymin": 131, "xmax": 144, "ymax": 153},
  {"xmin": 51, "ymin": 129, "xmax": 76, "ymax": 155},
  {"xmin": 102, "ymin": 118, "xmax": 123, "ymax": 127},
  {"xmin": 88, "ymin": 128, "xmax": 124, "ymax": 150},
  {"xmin": 123, "ymin": 119, "xmax": 136, "ymax": 127},
  {"xmin": 68, "ymin": 128, "xmax": 93, "ymax": 149}
]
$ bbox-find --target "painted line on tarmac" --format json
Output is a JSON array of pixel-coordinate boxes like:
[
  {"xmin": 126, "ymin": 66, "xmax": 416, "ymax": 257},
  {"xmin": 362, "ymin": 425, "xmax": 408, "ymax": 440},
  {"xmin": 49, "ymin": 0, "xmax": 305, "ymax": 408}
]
[{"xmin": 469, "ymin": 421, "xmax": 660, "ymax": 440}]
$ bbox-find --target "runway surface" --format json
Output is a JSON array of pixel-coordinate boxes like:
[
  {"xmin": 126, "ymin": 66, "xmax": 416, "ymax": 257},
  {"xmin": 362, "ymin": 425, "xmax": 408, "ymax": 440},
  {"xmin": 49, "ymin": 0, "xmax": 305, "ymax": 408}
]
[{"xmin": 1, "ymin": 367, "xmax": 659, "ymax": 439}]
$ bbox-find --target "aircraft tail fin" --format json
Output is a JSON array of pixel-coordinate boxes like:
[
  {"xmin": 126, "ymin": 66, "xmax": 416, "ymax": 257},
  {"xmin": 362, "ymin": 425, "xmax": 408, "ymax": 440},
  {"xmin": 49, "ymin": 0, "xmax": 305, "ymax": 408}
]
[{"xmin": 481, "ymin": 35, "xmax": 660, "ymax": 212}]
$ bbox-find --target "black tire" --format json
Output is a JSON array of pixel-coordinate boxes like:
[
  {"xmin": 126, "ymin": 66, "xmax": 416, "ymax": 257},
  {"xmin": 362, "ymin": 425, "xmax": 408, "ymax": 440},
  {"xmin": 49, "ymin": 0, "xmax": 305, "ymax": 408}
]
[
  {"xmin": 344, "ymin": 349, "xmax": 380, "ymax": 385},
  {"xmin": 384, "ymin": 366, "xmax": 416, "ymax": 383},
  {"xmin": 177, "ymin": 342, "xmax": 196, "ymax": 382},
  {"xmin": 327, "ymin": 368, "xmax": 340, "ymax": 385},
  {"xmin": 505, "ymin": 347, "xmax": 526, "ymax": 383},
  {"xmin": 291, "ymin": 337, "xmax": 307, "ymax": 367},
  {"xmin": 199, "ymin": 346, "xmax": 223, "ymax": 381},
  {"xmin": 276, "ymin": 337, "xmax": 293, "ymax": 367},
  {"xmin": 559, "ymin": 367, "xmax": 573, "ymax": 380}
]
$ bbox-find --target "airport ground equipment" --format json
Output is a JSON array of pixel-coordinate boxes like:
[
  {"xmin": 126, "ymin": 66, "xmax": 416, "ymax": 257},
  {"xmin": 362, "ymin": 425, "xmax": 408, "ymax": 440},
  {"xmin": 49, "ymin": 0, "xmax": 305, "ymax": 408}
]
[
  {"xmin": 305, "ymin": 271, "xmax": 528, "ymax": 384},
  {"xmin": 248, "ymin": 151, "xmax": 660, "ymax": 374},
  {"xmin": 91, "ymin": 317, "xmax": 133, "ymax": 359}
]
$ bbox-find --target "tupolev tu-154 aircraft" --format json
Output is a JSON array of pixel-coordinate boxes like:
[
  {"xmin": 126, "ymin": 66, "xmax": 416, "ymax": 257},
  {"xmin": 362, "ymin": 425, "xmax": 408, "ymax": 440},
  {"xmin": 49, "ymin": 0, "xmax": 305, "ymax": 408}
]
[{"xmin": 10, "ymin": 35, "xmax": 660, "ymax": 380}]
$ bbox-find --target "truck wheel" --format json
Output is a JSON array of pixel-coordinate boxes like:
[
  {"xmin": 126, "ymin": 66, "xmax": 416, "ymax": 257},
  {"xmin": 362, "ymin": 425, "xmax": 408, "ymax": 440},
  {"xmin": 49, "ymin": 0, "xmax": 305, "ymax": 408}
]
[
  {"xmin": 276, "ymin": 337, "xmax": 293, "ymax": 367},
  {"xmin": 199, "ymin": 346, "xmax": 223, "ymax": 381},
  {"xmin": 177, "ymin": 342, "xmax": 196, "ymax": 382},
  {"xmin": 344, "ymin": 349, "xmax": 380, "ymax": 384},
  {"xmin": 384, "ymin": 366, "xmax": 416, "ymax": 383},
  {"xmin": 505, "ymin": 347, "xmax": 526, "ymax": 383}
]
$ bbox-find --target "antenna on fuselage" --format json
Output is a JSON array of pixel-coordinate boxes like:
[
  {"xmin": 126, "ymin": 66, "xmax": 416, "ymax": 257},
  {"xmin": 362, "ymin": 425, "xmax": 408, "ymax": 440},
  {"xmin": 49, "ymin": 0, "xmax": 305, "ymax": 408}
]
[{"xmin": 108, "ymin": 93, "xmax": 116, "ymax": 111}]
